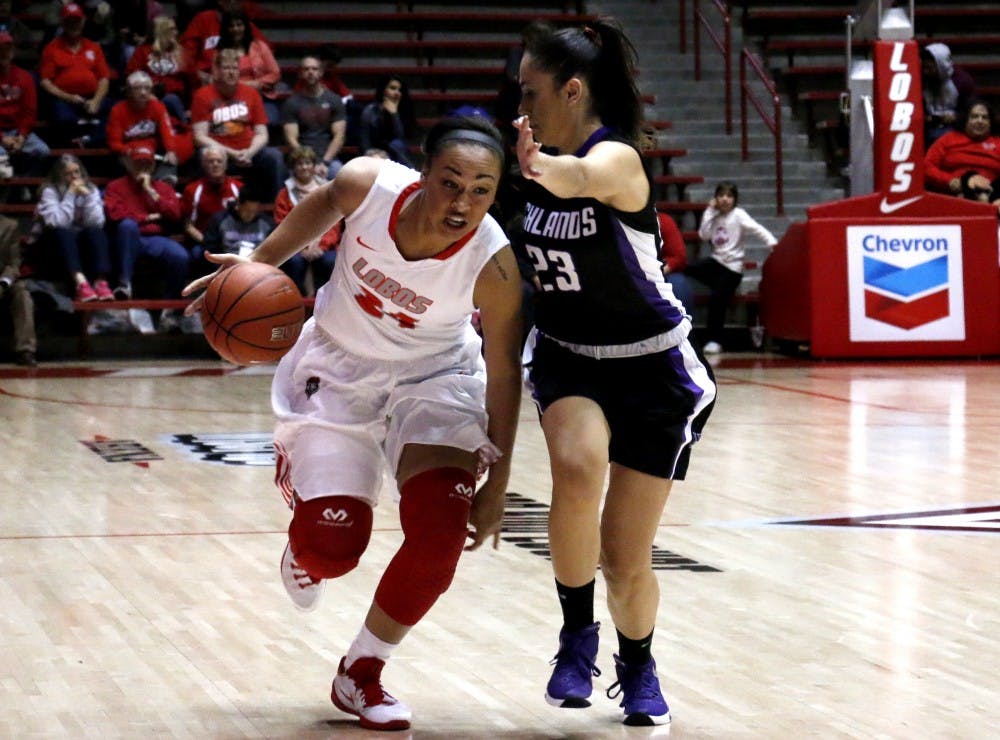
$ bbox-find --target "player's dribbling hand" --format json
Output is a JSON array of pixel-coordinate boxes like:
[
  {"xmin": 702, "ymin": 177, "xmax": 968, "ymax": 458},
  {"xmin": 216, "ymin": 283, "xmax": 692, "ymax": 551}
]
[
  {"xmin": 181, "ymin": 252, "xmax": 252, "ymax": 316},
  {"xmin": 465, "ymin": 477, "xmax": 506, "ymax": 551},
  {"xmin": 513, "ymin": 115, "xmax": 543, "ymax": 179}
]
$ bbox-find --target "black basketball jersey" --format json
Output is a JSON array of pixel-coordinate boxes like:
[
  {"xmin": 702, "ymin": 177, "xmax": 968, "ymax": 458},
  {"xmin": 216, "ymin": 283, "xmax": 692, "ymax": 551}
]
[{"xmin": 521, "ymin": 127, "xmax": 688, "ymax": 347}]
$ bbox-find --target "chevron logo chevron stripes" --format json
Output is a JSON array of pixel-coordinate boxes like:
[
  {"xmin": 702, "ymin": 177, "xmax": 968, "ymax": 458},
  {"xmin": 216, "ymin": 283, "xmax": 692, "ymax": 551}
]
[{"xmin": 863, "ymin": 255, "xmax": 950, "ymax": 329}]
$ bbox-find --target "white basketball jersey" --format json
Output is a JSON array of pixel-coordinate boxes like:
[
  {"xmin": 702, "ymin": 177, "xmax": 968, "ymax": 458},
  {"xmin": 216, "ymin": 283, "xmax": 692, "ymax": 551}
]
[{"xmin": 312, "ymin": 160, "xmax": 508, "ymax": 361}]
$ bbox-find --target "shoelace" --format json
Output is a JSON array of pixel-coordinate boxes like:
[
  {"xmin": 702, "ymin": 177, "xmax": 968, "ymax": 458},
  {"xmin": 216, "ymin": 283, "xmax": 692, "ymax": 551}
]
[
  {"xmin": 290, "ymin": 558, "xmax": 320, "ymax": 590},
  {"xmin": 606, "ymin": 664, "xmax": 659, "ymax": 703},
  {"xmin": 347, "ymin": 659, "xmax": 396, "ymax": 707},
  {"xmin": 549, "ymin": 644, "xmax": 601, "ymax": 679}
]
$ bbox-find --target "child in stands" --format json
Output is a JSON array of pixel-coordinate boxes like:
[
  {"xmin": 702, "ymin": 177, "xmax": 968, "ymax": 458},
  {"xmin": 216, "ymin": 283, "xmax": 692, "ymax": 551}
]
[{"xmin": 688, "ymin": 181, "xmax": 776, "ymax": 354}]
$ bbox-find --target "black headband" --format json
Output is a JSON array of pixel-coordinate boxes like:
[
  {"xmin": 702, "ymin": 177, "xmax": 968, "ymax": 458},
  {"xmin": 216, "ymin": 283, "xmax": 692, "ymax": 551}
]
[{"xmin": 434, "ymin": 129, "xmax": 505, "ymax": 158}]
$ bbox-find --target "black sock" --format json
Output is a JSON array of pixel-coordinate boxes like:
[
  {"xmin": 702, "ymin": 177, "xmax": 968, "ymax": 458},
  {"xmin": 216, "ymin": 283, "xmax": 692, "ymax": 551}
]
[
  {"xmin": 555, "ymin": 578, "xmax": 595, "ymax": 631},
  {"xmin": 617, "ymin": 628, "xmax": 654, "ymax": 665}
]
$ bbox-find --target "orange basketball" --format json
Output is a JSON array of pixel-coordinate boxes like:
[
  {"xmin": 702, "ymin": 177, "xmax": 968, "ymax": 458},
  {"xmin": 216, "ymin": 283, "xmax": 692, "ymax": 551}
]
[{"xmin": 200, "ymin": 262, "xmax": 305, "ymax": 365}]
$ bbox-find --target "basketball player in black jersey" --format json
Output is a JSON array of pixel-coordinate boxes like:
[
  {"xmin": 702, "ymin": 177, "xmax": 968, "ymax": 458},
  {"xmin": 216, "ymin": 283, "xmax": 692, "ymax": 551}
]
[{"xmin": 514, "ymin": 18, "xmax": 717, "ymax": 727}]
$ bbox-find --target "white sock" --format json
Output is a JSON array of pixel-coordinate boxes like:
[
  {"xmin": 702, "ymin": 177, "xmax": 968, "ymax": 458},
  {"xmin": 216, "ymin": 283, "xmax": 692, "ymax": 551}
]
[{"xmin": 345, "ymin": 625, "xmax": 397, "ymax": 668}]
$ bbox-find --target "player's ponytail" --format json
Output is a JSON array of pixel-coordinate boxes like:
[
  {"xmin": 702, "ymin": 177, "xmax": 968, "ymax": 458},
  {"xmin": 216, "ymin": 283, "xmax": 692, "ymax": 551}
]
[{"xmin": 524, "ymin": 18, "xmax": 642, "ymax": 144}]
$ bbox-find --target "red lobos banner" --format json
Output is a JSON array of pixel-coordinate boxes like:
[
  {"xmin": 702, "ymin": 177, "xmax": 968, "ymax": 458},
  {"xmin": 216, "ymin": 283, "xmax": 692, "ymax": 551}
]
[{"xmin": 872, "ymin": 40, "xmax": 924, "ymax": 211}]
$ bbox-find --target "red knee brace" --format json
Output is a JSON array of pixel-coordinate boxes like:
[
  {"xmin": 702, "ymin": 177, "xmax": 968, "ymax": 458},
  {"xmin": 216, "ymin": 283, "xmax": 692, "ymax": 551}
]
[
  {"xmin": 374, "ymin": 467, "xmax": 475, "ymax": 626},
  {"xmin": 288, "ymin": 495, "xmax": 373, "ymax": 579}
]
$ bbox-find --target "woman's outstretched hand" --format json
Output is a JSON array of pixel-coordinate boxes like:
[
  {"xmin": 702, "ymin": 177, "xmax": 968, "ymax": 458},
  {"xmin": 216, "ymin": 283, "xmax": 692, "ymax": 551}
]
[
  {"xmin": 514, "ymin": 115, "xmax": 543, "ymax": 179},
  {"xmin": 181, "ymin": 252, "xmax": 252, "ymax": 316}
]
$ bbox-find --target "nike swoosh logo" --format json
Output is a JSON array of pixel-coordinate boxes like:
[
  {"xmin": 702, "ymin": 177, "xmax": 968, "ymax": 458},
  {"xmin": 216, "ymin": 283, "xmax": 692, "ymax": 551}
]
[
  {"xmin": 879, "ymin": 195, "xmax": 923, "ymax": 214},
  {"xmin": 356, "ymin": 235, "xmax": 377, "ymax": 250}
]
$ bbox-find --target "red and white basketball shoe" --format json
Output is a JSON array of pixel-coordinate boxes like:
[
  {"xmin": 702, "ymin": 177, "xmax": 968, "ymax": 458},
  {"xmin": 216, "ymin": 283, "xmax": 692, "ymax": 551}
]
[
  {"xmin": 279, "ymin": 541, "xmax": 324, "ymax": 611},
  {"xmin": 331, "ymin": 656, "xmax": 412, "ymax": 731}
]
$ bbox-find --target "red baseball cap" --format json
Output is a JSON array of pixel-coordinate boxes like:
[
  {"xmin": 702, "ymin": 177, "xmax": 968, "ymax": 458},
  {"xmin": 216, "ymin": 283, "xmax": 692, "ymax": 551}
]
[
  {"xmin": 126, "ymin": 145, "xmax": 155, "ymax": 163},
  {"xmin": 61, "ymin": 3, "xmax": 85, "ymax": 20}
]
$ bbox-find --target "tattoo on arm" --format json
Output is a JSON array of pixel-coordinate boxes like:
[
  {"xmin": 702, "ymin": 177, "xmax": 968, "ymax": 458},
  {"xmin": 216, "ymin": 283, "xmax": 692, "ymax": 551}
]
[{"xmin": 490, "ymin": 255, "xmax": 509, "ymax": 281}]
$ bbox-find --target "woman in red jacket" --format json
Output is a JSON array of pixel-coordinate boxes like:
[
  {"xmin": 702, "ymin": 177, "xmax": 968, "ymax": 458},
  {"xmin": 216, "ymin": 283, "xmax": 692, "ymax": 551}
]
[
  {"xmin": 924, "ymin": 100, "xmax": 1000, "ymax": 205},
  {"xmin": 126, "ymin": 16, "xmax": 191, "ymax": 122}
]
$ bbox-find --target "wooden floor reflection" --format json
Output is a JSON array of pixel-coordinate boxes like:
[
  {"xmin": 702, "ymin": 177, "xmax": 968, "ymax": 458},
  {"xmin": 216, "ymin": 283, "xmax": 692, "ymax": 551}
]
[{"xmin": 1, "ymin": 355, "xmax": 997, "ymax": 738}]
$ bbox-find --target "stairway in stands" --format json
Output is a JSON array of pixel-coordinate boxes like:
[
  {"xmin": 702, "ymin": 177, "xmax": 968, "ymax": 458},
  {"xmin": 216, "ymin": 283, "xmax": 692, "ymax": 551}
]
[{"xmin": 591, "ymin": 0, "xmax": 846, "ymax": 298}]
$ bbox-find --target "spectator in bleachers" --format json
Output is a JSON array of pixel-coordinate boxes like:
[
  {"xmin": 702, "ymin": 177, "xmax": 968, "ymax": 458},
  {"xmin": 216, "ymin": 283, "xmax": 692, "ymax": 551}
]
[
  {"xmin": 96, "ymin": 0, "xmax": 165, "ymax": 82},
  {"xmin": 359, "ymin": 75, "xmax": 417, "ymax": 168},
  {"xmin": 0, "ymin": 0, "xmax": 36, "ymax": 67},
  {"xmin": 38, "ymin": 2, "xmax": 114, "ymax": 147},
  {"xmin": 924, "ymin": 100, "xmax": 1000, "ymax": 205},
  {"xmin": 33, "ymin": 153, "xmax": 113, "ymax": 302},
  {"xmin": 307, "ymin": 45, "xmax": 351, "ymax": 102},
  {"xmin": 0, "ymin": 212, "xmax": 36, "ymax": 365},
  {"xmin": 181, "ymin": 145, "xmax": 240, "ymax": 274},
  {"xmin": 126, "ymin": 15, "xmax": 190, "ymax": 123},
  {"xmin": 112, "ymin": 0, "xmax": 164, "ymax": 51},
  {"xmin": 215, "ymin": 9, "xmax": 281, "ymax": 125},
  {"xmin": 273, "ymin": 146, "xmax": 339, "ymax": 295},
  {"xmin": 176, "ymin": 0, "xmax": 209, "ymax": 35},
  {"xmin": 103, "ymin": 145, "xmax": 189, "ymax": 313},
  {"xmin": 921, "ymin": 43, "xmax": 977, "ymax": 148},
  {"xmin": 688, "ymin": 181, "xmax": 776, "ymax": 354},
  {"xmin": 107, "ymin": 71, "xmax": 183, "ymax": 185},
  {"xmin": 191, "ymin": 48, "xmax": 283, "ymax": 202},
  {"xmin": 202, "ymin": 183, "xmax": 272, "ymax": 260},
  {"xmin": 181, "ymin": 0, "xmax": 265, "ymax": 88},
  {"xmin": 0, "ymin": 30, "xmax": 50, "ymax": 178},
  {"xmin": 657, "ymin": 211, "xmax": 693, "ymax": 314},
  {"xmin": 283, "ymin": 55, "xmax": 347, "ymax": 180}
]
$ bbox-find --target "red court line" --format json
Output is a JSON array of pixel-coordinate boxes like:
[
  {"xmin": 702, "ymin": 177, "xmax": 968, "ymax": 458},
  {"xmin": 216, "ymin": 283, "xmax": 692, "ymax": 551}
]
[
  {"xmin": 716, "ymin": 374, "xmax": 1000, "ymax": 423},
  {"xmin": 712, "ymin": 356, "xmax": 1000, "ymax": 370},
  {"xmin": 714, "ymin": 376, "xmax": 909, "ymax": 411},
  {"xmin": 0, "ymin": 384, "xmax": 265, "ymax": 414},
  {"xmin": 0, "ymin": 527, "xmax": 402, "ymax": 542}
]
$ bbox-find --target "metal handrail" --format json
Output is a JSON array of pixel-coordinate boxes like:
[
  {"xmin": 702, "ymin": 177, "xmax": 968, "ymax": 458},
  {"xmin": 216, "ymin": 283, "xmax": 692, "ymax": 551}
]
[
  {"xmin": 740, "ymin": 48, "xmax": 784, "ymax": 215},
  {"xmin": 693, "ymin": 0, "xmax": 733, "ymax": 134}
]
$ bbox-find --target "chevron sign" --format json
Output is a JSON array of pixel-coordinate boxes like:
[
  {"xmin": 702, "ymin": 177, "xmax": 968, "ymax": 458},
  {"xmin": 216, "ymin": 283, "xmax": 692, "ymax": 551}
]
[{"xmin": 846, "ymin": 225, "xmax": 965, "ymax": 341}]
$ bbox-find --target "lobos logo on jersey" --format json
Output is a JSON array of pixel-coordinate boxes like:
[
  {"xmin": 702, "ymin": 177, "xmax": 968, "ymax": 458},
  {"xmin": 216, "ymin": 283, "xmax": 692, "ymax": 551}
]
[
  {"xmin": 351, "ymin": 257, "xmax": 433, "ymax": 327},
  {"xmin": 0, "ymin": 85, "xmax": 22, "ymax": 104},
  {"xmin": 124, "ymin": 120, "xmax": 158, "ymax": 140},
  {"xmin": 212, "ymin": 102, "xmax": 249, "ymax": 125}
]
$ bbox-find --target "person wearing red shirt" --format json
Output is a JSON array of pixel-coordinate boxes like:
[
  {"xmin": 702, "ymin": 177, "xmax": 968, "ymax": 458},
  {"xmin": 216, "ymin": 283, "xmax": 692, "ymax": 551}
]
[
  {"xmin": 104, "ymin": 145, "xmax": 189, "ymax": 303},
  {"xmin": 924, "ymin": 100, "xmax": 1000, "ymax": 207},
  {"xmin": 180, "ymin": 0, "xmax": 266, "ymax": 87},
  {"xmin": 0, "ymin": 30, "xmax": 49, "ymax": 176},
  {"xmin": 657, "ymin": 211, "xmax": 694, "ymax": 313},
  {"xmin": 191, "ymin": 48, "xmax": 284, "ymax": 200},
  {"xmin": 181, "ymin": 145, "xmax": 241, "ymax": 273},
  {"xmin": 38, "ymin": 3, "xmax": 113, "ymax": 146},
  {"xmin": 215, "ymin": 9, "xmax": 281, "ymax": 123},
  {"xmin": 107, "ymin": 71, "xmax": 186, "ymax": 184},
  {"xmin": 126, "ymin": 15, "xmax": 190, "ymax": 123}
]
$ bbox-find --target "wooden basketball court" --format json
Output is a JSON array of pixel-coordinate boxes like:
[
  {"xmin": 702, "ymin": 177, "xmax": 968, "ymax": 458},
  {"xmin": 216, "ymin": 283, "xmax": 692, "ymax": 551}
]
[{"xmin": 1, "ymin": 354, "xmax": 997, "ymax": 738}]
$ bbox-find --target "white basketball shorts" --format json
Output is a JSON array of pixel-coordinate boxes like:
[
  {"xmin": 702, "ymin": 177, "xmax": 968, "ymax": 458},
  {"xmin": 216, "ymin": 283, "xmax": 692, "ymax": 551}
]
[{"xmin": 271, "ymin": 319, "xmax": 499, "ymax": 508}]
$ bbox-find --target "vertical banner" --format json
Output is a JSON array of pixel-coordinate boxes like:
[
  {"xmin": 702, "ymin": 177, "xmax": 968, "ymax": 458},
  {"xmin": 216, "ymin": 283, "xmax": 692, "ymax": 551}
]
[{"xmin": 872, "ymin": 40, "xmax": 924, "ymax": 201}]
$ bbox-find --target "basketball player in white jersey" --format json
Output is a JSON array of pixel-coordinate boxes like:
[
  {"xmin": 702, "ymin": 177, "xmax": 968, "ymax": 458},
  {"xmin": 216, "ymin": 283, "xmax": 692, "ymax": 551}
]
[{"xmin": 183, "ymin": 116, "xmax": 523, "ymax": 731}]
